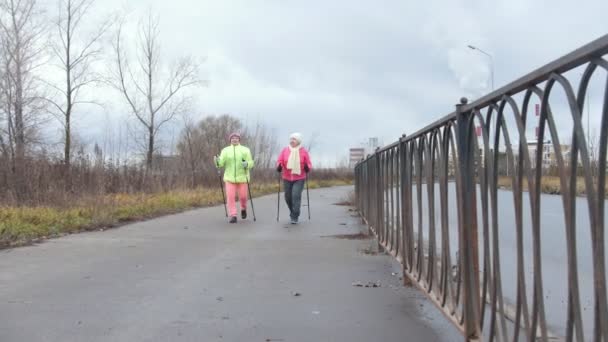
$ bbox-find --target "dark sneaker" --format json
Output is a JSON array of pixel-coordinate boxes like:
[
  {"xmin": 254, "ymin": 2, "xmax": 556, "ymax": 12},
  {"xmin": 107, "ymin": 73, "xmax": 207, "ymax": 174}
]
[
  {"xmin": 229, "ymin": 216, "xmax": 237, "ymax": 224},
  {"xmin": 290, "ymin": 218, "xmax": 299, "ymax": 225},
  {"xmin": 241, "ymin": 209, "xmax": 247, "ymax": 219}
]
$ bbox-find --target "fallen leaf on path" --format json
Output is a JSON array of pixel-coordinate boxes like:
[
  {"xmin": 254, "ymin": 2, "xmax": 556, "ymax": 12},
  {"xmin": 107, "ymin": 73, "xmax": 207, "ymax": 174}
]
[{"xmin": 352, "ymin": 281, "xmax": 381, "ymax": 288}]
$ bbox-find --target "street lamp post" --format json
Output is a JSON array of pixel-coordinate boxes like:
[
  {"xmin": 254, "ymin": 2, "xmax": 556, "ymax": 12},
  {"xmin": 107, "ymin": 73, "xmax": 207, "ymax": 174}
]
[
  {"xmin": 468, "ymin": 45, "xmax": 498, "ymax": 173},
  {"xmin": 468, "ymin": 45, "xmax": 494, "ymax": 91}
]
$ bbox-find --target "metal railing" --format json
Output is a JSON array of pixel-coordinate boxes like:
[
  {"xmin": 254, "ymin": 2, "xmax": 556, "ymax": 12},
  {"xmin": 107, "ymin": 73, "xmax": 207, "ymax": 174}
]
[{"xmin": 355, "ymin": 34, "xmax": 608, "ymax": 341}]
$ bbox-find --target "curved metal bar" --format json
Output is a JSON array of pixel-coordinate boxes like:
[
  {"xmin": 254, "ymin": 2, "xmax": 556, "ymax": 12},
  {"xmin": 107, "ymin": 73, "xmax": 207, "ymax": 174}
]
[
  {"xmin": 578, "ymin": 59, "xmax": 608, "ymax": 341},
  {"xmin": 596, "ymin": 58, "xmax": 608, "ymax": 342},
  {"xmin": 416, "ymin": 137, "xmax": 426, "ymax": 283},
  {"xmin": 424, "ymin": 131, "xmax": 437, "ymax": 292},
  {"xmin": 352, "ymin": 36, "xmax": 608, "ymax": 341},
  {"xmin": 428, "ymin": 128, "xmax": 443, "ymax": 299},
  {"xmin": 471, "ymin": 108, "xmax": 492, "ymax": 331}
]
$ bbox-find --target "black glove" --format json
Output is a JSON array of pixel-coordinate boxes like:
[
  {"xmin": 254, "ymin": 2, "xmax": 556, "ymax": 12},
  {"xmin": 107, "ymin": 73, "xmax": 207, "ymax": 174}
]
[
  {"xmin": 276, "ymin": 165, "xmax": 283, "ymax": 173},
  {"xmin": 304, "ymin": 165, "xmax": 310, "ymax": 173}
]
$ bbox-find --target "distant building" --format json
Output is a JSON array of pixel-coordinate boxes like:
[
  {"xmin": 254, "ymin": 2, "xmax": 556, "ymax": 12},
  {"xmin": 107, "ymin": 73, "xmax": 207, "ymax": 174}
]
[
  {"xmin": 511, "ymin": 140, "xmax": 569, "ymax": 169},
  {"xmin": 348, "ymin": 137, "xmax": 382, "ymax": 167}
]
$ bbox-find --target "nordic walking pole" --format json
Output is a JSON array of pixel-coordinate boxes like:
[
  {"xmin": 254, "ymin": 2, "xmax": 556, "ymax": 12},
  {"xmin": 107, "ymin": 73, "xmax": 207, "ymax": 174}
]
[
  {"xmin": 276, "ymin": 171, "xmax": 281, "ymax": 222},
  {"xmin": 306, "ymin": 171, "xmax": 311, "ymax": 220},
  {"xmin": 218, "ymin": 172, "xmax": 228, "ymax": 217},
  {"xmin": 215, "ymin": 158, "xmax": 228, "ymax": 217},
  {"xmin": 246, "ymin": 176, "xmax": 256, "ymax": 221},
  {"xmin": 243, "ymin": 159, "xmax": 256, "ymax": 221}
]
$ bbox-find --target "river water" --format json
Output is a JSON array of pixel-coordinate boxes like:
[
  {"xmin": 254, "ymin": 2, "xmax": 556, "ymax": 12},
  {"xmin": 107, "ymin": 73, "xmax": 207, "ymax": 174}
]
[{"xmin": 403, "ymin": 182, "xmax": 604, "ymax": 339}]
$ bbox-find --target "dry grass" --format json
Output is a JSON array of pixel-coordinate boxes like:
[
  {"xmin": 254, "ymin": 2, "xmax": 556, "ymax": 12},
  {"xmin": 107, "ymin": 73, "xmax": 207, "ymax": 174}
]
[
  {"xmin": 333, "ymin": 190, "xmax": 356, "ymax": 206},
  {"xmin": 496, "ymin": 176, "xmax": 608, "ymax": 197},
  {"xmin": 0, "ymin": 178, "xmax": 353, "ymax": 248},
  {"xmin": 322, "ymin": 233, "xmax": 370, "ymax": 240}
]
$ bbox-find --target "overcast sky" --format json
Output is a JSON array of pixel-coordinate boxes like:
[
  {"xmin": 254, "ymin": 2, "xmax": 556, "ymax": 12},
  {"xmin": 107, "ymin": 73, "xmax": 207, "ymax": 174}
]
[{"xmin": 63, "ymin": 0, "xmax": 608, "ymax": 166}]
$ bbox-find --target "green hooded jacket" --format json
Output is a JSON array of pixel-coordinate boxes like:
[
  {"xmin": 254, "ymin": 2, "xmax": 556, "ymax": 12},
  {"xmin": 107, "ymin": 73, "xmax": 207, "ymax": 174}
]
[{"xmin": 216, "ymin": 144, "xmax": 254, "ymax": 183}]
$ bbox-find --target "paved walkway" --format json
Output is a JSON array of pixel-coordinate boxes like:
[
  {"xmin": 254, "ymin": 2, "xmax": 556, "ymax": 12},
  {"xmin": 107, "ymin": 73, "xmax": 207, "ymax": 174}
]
[{"xmin": 0, "ymin": 186, "xmax": 459, "ymax": 342}]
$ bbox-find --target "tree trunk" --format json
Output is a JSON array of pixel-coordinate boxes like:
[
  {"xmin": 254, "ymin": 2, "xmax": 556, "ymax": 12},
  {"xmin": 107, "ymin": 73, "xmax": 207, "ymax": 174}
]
[
  {"xmin": 64, "ymin": 113, "xmax": 72, "ymax": 191},
  {"xmin": 64, "ymin": 0, "xmax": 72, "ymax": 191},
  {"xmin": 147, "ymin": 125, "xmax": 154, "ymax": 169},
  {"xmin": 190, "ymin": 160, "xmax": 196, "ymax": 188},
  {"xmin": 14, "ymin": 62, "xmax": 26, "ymax": 201},
  {"xmin": 186, "ymin": 131, "xmax": 196, "ymax": 188}
]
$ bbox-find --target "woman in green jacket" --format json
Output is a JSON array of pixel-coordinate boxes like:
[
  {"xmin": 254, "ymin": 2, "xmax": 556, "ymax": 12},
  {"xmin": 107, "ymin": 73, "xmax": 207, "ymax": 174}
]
[{"xmin": 214, "ymin": 132, "xmax": 255, "ymax": 223}]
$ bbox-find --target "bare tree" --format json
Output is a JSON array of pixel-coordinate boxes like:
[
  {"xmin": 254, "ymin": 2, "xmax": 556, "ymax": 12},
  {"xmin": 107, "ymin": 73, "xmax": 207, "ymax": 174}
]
[
  {"xmin": 109, "ymin": 12, "xmax": 200, "ymax": 169},
  {"xmin": 588, "ymin": 127, "xmax": 599, "ymax": 179},
  {"xmin": 0, "ymin": 0, "xmax": 47, "ymax": 200},
  {"xmin": 177, "ymin": 114, "xmax": 203, "ymax": 187},
  {"xmin": 45, "ymin": 0, "xmax": 111, "ymax": 185},
  {"xmin": 306, "ymin": 131, "xmax": 320, "ymax": 152},
  {"xmin": 176, "ymin": 114, "xmax": 243, "ymax": 185},
  {"xmin": 0, "ymin": 113, "xmax": 9, "ymax": 193},
  {"xmin": 176, "ymin": 114, "xmax": 279, "ymax": 186},
  {"xmin": 244, "ymin": 121, "xmax": 278, "ymax": 169}
]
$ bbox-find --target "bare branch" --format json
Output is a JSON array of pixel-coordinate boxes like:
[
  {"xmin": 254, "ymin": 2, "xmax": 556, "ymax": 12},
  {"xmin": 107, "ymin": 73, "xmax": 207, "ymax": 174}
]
[
  {"xmin": 72, "ymin": 99, "xmax": 103, "ymax": 108},
  {"xmin": 110, "ymin": 19, "xmax": 147, "ymax": 127},
  {"xmin": 39, "ymin": 96, "xmax": 67, "ymax": 117},
  {"xmin": 38, "ymin": 77, "xmax": 69, "ymax": 97},
  {"xmin": 152, "ymin": 58, "xmax": 199, "ymax": 115},
  {"xmin": 109, "ymin": 11, "xmax": 202, "ymax": 168}
]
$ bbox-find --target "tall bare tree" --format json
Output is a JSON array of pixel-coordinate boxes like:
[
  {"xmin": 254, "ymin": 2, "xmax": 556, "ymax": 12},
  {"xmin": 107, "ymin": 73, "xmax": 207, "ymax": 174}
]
[
  {"xmin": 177, "ymin": 114, "xmax": 242, "ymax": 186},
  {"xmin": 177, "ymin": 114, "xmax": 279, "ymax": 186},
  {"xmin": 245, "ymin": 121, "xmax": 278, "ymax": 169},
  {"xmin": 306, "ymin": 131, "xmax": 320, "ymax": 152},
  {"xmin": 0, "ymin": 0, "xmax": 46, "ymax": 199},
  {"xmin": 109, "ymin": 12, "xmax": 200, "ymax": 169},
  {"xmin": 178, "ymin": 114, "xmax": 203, "ymax": 187},
  {"xmin": 46, "ymin": 0, "xmax": 111, "ymax": 185}
]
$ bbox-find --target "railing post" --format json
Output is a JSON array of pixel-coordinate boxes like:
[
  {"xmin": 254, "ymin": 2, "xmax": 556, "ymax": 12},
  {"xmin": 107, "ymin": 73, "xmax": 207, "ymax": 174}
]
[
  {"xmin": 355, "ymin": 164, "xmax": 360, "ymax": 213},
  {"xmin": 455, "ymin": 97, "xmax": 481, "ymax": 340},
  {"xmin": 375, "ymin": 148, "xmax": 384, "ymax": 252},
  {"xmin": 399, "ymin": 134, "xmax": 410, "ymax": 286}
]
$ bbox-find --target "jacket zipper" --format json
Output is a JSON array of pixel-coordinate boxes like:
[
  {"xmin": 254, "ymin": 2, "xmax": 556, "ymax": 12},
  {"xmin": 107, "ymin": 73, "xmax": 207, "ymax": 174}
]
[{"xmin": 233, "ymin": 146, "xmax": 237, "ymax": 182}]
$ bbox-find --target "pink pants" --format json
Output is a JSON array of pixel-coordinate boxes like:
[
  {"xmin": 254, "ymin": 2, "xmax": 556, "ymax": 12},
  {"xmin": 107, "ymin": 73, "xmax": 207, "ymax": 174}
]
[{"xmin": 225, "ymin": 182, "xmax": 248, "ymax": 217}]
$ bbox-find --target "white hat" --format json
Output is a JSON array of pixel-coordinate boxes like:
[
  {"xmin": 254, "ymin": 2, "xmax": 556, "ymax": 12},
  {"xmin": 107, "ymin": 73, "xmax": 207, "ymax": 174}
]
[{"xmin": 289, "ymin": 132, "xmax": 303, "ymax": 144}]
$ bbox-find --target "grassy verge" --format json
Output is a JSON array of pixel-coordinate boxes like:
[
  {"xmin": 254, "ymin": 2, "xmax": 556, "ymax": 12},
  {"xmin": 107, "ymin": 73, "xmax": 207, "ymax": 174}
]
[
  {"xmin": 497, "ymin": 175, "xmax": 607, "ymax": 197},
  {"xmin": 0, "ymin": 178, "xmax": 353, "ymax": 248}
]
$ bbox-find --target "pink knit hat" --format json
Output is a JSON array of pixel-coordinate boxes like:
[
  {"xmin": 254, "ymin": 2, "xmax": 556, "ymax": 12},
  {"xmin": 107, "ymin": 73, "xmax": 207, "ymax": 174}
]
[{"xmin": 228, "ymin": 132, "xmax": 241, "ymax": 141}]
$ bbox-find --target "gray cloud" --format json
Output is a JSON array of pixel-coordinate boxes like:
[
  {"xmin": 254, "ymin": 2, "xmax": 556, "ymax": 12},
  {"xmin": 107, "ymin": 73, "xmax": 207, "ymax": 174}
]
[{"xmin": 54, "ymin": 0, "xmax": 608, "ymax": 165}]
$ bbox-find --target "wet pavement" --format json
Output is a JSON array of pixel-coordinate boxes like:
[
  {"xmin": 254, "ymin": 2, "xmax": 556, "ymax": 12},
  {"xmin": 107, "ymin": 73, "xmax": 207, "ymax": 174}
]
[{"xmin": 0, "ymin": 186, "xmax": 460, "ymax": 342}]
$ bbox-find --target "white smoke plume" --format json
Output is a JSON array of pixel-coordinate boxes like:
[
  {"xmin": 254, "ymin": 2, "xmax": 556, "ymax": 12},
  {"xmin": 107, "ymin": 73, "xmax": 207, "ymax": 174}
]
[{"xmin": 422, "ymin": 0, "xmax": 493, "ymax": 100}]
